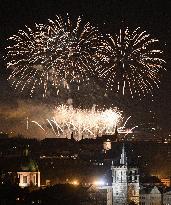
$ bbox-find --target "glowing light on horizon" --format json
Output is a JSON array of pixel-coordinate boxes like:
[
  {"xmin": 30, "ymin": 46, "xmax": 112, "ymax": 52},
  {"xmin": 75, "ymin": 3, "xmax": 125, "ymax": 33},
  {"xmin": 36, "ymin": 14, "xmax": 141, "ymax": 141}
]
[
  {"xmin": 71, "ymin": 180, "xmax": 79, "ymax": 186},
  {"xmin": 93, "ymin": 179, "xmax": 106, "ymax": 186}
]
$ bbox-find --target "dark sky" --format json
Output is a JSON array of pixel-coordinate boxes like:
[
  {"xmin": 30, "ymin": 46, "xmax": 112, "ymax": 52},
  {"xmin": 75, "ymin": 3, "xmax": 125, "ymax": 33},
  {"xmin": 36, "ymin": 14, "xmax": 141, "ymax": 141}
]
[{"xmin": 0, "ymin": 0, "xmax": 171, "ymax": 138}]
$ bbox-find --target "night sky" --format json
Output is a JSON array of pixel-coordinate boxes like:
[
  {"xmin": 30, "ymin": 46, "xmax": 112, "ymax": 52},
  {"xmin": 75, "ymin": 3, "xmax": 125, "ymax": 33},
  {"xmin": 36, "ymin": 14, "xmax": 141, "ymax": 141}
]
[{"xmin": 0, "ymin": 0, "xmax": 171, "ymax": 138}]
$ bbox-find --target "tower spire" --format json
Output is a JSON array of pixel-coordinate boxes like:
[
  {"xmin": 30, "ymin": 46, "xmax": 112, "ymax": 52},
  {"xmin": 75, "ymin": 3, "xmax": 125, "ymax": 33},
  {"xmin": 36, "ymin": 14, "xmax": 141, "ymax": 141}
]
[{"xmin": 120, "ymin": 143, "xmax": 127, "ymax": 166}]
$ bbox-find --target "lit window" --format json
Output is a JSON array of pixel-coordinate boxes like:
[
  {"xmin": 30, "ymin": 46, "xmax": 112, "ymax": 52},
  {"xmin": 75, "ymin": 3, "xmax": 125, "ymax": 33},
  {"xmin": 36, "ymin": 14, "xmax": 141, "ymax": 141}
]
[
  {"xmin": 33, "ymin": 176, "xmax": 36, "ymax": 184},
  {"xmin": 23, "ymin": 176, "xmax": 27, "ymax": 183}
]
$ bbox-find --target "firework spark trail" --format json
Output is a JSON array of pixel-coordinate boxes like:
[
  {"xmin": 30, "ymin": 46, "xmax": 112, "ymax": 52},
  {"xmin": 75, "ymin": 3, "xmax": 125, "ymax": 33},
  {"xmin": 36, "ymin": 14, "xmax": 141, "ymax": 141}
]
[
  {"xmin": 118, "ymin": 116, "xmax": 132, "ymax": 130},
  {"xmin": 26, "ymin": 117, "xmax": 29, "ymax": 130},
  {"xmin": 97, "ymin": 27, "xmax": 166, "ymax": 98},
  {"xmin": 46, "ymin": 119, "xmax": 58, "ymax": 137},
  {"xmin": 51, "ymin": 118, "xmax": 64, "ymax": 133},
  {"xmin": 6, "ymin": 15, "xmax": 106, "ymax": 97},
  {"xmin": 31, "ymin": 120, "xmax": 45, "ymax": 131},
  {"xmin": 123, "ymin": 125, "xmax": 138, "ymax": 138}
]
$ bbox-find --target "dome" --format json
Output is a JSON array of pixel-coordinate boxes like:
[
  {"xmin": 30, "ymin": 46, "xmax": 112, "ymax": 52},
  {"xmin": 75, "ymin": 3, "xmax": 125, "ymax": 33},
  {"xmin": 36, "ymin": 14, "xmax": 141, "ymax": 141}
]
[
  {"xmin": 19, "ymin": 148, "xmax": 39, "ymax": 172},
  {"xmin": 20, "ymin": 158, "xmax": 39, "ymax": 172}
]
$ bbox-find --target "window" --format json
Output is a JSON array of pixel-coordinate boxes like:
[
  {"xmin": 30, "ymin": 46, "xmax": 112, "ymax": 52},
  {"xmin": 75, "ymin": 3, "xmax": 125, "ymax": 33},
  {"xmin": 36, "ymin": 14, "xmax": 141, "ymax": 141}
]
[
  {"xmin": 33, "ymin": 176, "xmax": 36, "ymax": 184},
  {"xmin": 23, "ymin": 176, "xmax": 27, "ymax": 183}
]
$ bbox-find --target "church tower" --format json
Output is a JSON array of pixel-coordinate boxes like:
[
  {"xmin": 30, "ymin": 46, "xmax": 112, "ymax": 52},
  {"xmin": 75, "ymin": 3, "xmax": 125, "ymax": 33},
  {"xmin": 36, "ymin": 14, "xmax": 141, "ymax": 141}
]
[
  {"xmin": 111, "ymin": 144, "xmax": 128, "ymax": 204},
  {"xmin": 111, "ymin": 144, "xmax": 139, "ymax": 205}
]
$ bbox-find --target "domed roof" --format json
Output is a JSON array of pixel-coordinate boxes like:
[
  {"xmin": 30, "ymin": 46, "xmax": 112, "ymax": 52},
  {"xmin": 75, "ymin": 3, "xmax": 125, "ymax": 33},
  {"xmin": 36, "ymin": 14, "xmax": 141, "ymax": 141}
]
[
  {"xmin": 20, "ymin": 148, "xmax": 39, "ymax": 172},
  {"xmin": 20, "ymin": 158, "xmax": 39, "ymax": 172}
]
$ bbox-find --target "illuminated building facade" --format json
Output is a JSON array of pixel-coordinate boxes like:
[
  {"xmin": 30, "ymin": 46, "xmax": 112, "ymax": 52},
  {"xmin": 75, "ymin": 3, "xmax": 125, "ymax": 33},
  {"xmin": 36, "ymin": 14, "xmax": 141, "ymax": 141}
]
[
  {"xmin": 111, "ymin": 144, "xmax": 140, "ymax": 205},
  {"xmin": 161, "ymin": 178, "xmax": 171, "ymax": 187},
  {"xmin": 103, "ymin": 139, "xmax": 112, "ymax": 152}
]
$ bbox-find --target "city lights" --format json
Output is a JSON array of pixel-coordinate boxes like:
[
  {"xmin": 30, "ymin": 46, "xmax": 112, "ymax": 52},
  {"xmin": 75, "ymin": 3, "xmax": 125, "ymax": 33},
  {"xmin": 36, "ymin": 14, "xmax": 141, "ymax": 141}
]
[
  {"xmin": 71, "ymin": 180, "xmax": 79, "ymax": 186},
  {"xmin": 93, "ymin": 179, "xmax": 106, "ymax": 186}
]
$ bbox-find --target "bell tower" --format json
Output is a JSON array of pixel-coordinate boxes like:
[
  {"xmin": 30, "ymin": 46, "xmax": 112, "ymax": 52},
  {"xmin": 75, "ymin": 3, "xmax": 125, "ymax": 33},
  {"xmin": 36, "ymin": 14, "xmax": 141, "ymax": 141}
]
[
  {"xmin": 111, "ymin": 144, "xmax": 140, "ymax": 205},
  {"xmin": 111, "ymin": 144, "xmax": 128, "ymax": 204}
]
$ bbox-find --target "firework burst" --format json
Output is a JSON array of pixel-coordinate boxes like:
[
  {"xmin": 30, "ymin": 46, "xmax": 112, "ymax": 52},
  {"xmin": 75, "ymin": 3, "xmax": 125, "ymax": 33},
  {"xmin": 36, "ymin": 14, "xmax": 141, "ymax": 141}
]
[
  {"xmin": 29, "ymin": 104, "xmax": 137, "ymax": 140},
  {"xmin": 41, "ymin": 104, "xmax": 122, "ymax": 140},
  {"xmin": 97, "ymin": 27, "xmax": 166, "ymax": 97},
  {"xmin": 6, "ymin": 15, "xmax": 105, "ymax": 97}
]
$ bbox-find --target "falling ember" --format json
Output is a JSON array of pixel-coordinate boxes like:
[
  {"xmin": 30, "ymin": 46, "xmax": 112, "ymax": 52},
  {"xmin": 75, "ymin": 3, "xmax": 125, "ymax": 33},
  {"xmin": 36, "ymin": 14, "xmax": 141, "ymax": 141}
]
[{"xmin": 97, "ymin": 27, "xmax": 166, "ymax": 98}]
